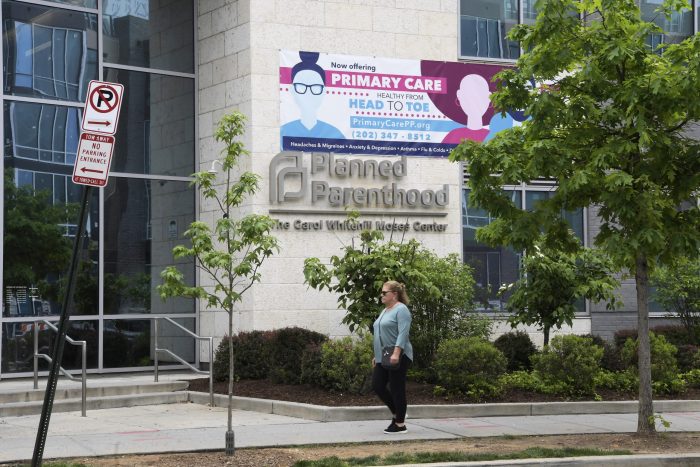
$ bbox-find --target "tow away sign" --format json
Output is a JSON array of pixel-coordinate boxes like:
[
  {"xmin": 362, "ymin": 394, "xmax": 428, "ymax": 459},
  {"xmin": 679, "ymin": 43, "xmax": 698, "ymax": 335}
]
[{"xmin": 72, "ymin": 133, "xmax": 115, "ymax": 187}]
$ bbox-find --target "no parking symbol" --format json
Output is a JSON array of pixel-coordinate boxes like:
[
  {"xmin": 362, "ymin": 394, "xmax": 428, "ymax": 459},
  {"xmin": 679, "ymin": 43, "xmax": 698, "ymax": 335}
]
[{"xmin": 81, "ymin": 80, "xmax": 124, "ymax": 135}]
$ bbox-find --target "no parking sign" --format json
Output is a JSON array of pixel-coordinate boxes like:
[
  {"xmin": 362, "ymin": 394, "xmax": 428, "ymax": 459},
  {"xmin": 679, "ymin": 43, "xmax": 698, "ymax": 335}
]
[
  {"xmin": 80, "ymin": 80, "xmax": 124, "ymax": 135},
  {"xmin": 72, "ymin": 80, "xmax": 124, "ymax": 186}
]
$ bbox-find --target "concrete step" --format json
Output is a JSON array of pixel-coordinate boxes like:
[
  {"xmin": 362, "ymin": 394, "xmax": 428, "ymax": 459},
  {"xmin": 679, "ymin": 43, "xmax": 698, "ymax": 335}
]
[
  {"xmin": 0, "ymin": 380, "xmax": 188, "ymax": 404},
  {"xmin": 0, "ymin": 391, "xmax": 190, "ymax": 417}
]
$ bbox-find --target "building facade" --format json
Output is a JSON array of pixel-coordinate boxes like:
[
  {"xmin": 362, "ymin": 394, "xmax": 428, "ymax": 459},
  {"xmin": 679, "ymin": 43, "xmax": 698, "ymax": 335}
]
[{"xmin": 0, "ymin": 0, "xmax": 694, "ymax": 377}]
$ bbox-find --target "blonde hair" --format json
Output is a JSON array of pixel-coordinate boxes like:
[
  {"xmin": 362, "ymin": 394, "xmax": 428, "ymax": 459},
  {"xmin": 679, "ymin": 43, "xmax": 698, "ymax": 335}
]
[{"xmin": 384, "ymin": 280, "xmax": 410, "ymax": 305}]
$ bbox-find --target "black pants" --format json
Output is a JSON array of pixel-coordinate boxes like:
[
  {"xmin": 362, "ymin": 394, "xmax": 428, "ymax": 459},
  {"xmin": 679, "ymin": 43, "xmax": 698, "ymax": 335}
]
[{"xmin": 372, "ymin": 354, "xmax": 411, "ymax": 423}]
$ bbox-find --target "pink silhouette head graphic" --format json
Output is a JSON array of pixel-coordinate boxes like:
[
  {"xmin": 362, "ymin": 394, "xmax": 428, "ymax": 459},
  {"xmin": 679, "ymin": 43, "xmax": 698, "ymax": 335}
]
[{"xmin": 456, "ymin": 74, "xmax": 491, "ymax": 130}]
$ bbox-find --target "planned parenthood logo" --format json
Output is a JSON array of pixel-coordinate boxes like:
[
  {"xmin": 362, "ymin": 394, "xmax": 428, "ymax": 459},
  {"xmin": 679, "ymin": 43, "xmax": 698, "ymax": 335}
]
[{"xmin": 269, "ymin": 152, "xmax": 307, "ymax": 203}]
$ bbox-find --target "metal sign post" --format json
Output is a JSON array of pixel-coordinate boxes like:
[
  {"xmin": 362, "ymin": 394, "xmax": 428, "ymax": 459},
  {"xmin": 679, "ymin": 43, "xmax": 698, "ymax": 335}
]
[
  {"xmin": 32, "ymin": 80, "xmax": 123, "ymax": 466},
  {"xmin": 31, "ymin": 186, "xmax": 91, "ymax": 466}
]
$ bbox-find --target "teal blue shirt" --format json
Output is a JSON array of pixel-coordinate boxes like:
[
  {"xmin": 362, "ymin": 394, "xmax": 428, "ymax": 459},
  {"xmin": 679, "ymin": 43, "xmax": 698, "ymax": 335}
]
[{"xmin": 372, "ymin": 303, "xmax": 413, "ymax": 363}]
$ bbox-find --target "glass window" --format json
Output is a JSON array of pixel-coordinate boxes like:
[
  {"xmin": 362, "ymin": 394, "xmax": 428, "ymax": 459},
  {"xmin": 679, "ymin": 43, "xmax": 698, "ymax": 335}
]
[
  {"xmin": 8, "ymin": 102, "xmax": 40, "ymax": 160},
  {"xmin": 461, "ymin": 1, "xmax": 691, "ymax": 59},
  {"xmin": 3, "ymin": 168, "xmax": 99, "ymax": 318},
  {"xmin": 103, "ymin": 178, "xmax": 195, "ymax": 315},
  {"xmin": 523, "ymin": 0, "xmax": 537, "ymax": 23},
  {"xmin": 45, "ymin": 0, "xmax": 97, "ymax": 8},
  {"xmin": 103, "ymin": 319, "xmax": 152, "ymax": 368},
  {"xmin": 104, "ymin": 69, "xmax": 195, "ymax": 176},
  {"xmin": 2, "ymin": 1, "xmax": 98, "ymax": 102},
  {"xmin": 1, "ymin": 0, "xmax": 196, "ymax": 375},
  {"xmin": 641, "ymin": 0, "xmax": 693, "ymax": 45},
  {"xmin": 54, "ymin": 175, "xmax": 67, "ymax": 204},
  {"xmin": 17, "ymin": 170, "xmax": 32, "ymax": 188},
  {"xmin": 463, "ymin": 187, "xmax": 586, "ymax": 311},
  {"xmin": 1, "ymin": 320, "xmax": 98, "ymax": 374},
  {"xmin": 38, "ymin": 105, "xmax": 57, "ymax": 162},
  {"xmin": 35, "ymin": 172, "xmax": 53, "ymax": 192},
  {"xmin": 522, "ymin": 0, "xmax": 579, "ymax": 27},
  {"xmin": 463, "ymin": 189, "xmax": 522, "ymax": 310},
  {"xmin": 103, "ymin": 318, "xmax": 194, "ymax": 368},
  {"xmin": 5, "ymin": 102, "xmax": 82, "ymax": 165},
  {"xmin": 102, "ymin": 0, "xmax": 194, "ymax": 73},
  {"xmin": 460, "ymin": 0, "xmax": 520, "ymax": 59},
  {"xmin": 63, "ymin": 320, "xmax": 99, "ymax": 369},
  {"xmin": 525, "ymin": 190, "xmax": 584, "ymax": 242}
]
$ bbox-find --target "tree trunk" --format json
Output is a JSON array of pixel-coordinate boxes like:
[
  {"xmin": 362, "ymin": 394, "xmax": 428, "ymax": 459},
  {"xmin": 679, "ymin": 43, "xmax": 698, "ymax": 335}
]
[
  {"xmin": 543, "ymin": 325, "xmax": 550, "ymax": 347},
  {"xmin": 635, "ymin": 254, "xmax": 656, "ymax": 435},
  {"xmin": 227, "ymin": 311, "xmax": 234, "ymax": 440}
]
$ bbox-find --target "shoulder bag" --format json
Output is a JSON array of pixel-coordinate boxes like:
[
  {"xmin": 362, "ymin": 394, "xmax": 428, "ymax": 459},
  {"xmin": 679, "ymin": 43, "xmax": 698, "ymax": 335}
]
[{"xmin": 378, "ymin": 312, "xmax": 400, "ymax": 370}]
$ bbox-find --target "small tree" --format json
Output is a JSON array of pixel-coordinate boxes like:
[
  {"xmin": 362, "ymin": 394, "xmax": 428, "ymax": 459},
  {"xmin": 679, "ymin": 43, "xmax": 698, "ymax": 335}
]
[
  {"xmin": 651, "ymin": 257, "xmax": 700, "ymax": 343},
  {"xmin": 502, "ymin": 242, "xmax": 620, "ymax": 346},
  {"xmin": 303, "ymin": 227, "xmax": 477, "ymax": 366},
  {"xmin": 409, "ymin": 251, "xmax": 480, "ymax": 365},
  {"xmin": 158, "ymin": 112, "xmax": 278, "ymax": 455},
  {"xmin": 303, "ymin": 229, "xmax": 431, "ymax": 333}
]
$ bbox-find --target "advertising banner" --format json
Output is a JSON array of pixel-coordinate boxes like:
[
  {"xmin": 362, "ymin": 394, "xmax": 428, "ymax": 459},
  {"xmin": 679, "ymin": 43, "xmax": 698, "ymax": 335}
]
[{"xmin": 280, "ymin": 50, "xmax": 525, "ymax": 157}]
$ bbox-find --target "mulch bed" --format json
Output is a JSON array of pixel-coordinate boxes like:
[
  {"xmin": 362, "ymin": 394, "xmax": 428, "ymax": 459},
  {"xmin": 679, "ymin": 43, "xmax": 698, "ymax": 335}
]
[{"xmin": 187, "ymin": 378, "xmax": 700, "ymax": 406}]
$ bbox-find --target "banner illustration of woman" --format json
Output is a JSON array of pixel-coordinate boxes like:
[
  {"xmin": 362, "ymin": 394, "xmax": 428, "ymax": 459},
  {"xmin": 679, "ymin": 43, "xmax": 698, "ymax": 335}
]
[
  {"xmin": 280, "ymin": 51, "xmax": 344, "ymax": 146},
  {"xmin": 441, "ymin": 74, "xmax": 492, "ymax": 144}
]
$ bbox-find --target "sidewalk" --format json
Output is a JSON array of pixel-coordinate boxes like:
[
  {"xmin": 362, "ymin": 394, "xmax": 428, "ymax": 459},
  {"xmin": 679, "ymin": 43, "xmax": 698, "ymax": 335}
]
[{"xmin": 1, "ymin": 373, "xmax": 700, "ymax": 464}]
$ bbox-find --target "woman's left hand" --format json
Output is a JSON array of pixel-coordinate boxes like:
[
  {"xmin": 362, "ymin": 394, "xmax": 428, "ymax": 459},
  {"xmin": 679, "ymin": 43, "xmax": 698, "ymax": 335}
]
[{"xmin": 390, "ymin": 354, "xmax": 399, "ymax": 366}]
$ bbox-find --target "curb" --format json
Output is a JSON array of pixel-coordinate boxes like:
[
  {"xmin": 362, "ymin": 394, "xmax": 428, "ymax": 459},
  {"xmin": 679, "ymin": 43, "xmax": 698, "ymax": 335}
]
[
  {"xmin": 384, "ymin": 453, "xmax": 700, "ymax": 466},
  {"xmin": 186, "ymin": 391, "xmax": 700, "ymax": 421}
]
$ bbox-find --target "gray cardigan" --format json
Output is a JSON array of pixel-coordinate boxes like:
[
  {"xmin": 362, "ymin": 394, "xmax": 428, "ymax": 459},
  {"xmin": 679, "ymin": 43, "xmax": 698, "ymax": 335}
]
[{"xmin": 372, "ymin": 302, "xmax": 413, "ymax": 363}]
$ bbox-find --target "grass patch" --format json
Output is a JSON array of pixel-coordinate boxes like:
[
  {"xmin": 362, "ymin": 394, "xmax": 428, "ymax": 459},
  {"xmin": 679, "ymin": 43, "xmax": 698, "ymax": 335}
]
[{"xmin": 292, "ymin": 447, "xmax": 632, "ymax": 466}]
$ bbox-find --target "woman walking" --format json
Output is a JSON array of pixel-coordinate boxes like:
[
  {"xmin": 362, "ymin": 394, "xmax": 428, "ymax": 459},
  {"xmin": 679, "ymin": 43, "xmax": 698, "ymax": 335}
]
[{"xmin": 372, "ymin": 280, "xmax": 413, "ymax": 434}]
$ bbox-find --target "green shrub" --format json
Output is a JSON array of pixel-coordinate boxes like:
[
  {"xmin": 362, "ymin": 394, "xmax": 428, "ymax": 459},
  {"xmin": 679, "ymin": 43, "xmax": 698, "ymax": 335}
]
[
  {"xmin": 269, "ymin": 327, "xmax": 328, "ymax": 384},
  {"xmin": 498, "ymin": 370, "xmax": 560, "ymax": 394},
  {"xmin": 653, "ymin": 375, "xmax": 687, "ymax": 394},
  {"xmin": 411, "ymin": 313, "xmax": 493, "ymax": 384},
  {"xmin": 494, "ymin": 331, "xmax": 537, "ymax": 371},
  {"xmin": 615, "ymin": 325, "xmax": 696, "ymax": 350},
  {"xmin": 532, "ymin": 335, "xmax": 603, "ymax": 396},
  {"xmin": 407, "ymin": 367, "xmax": 434, "ymax": 383},
  {"xmin": 213, "ymin": 330, "xmax": 275, "ymax": 382},
  {"xmin": 676, "ymin": 344, "xmax": 700, "ymax": 372},
  {"xmin": 317, "ymin": 334, "xmax": 373, "ymax": 394},
  {"xmin": 300, "ymin": 343, "xmax": 323, "ymax": 385},
  {"xmin": 651, "ymin": 325, "xmax": 696, "ymax": 347},
  {"xmin": 682, "ymin": 369, "xmax": 700, "ymax": 388},
  {"xmin": 620, "ymin": 332, "xmax": 679, "ymax": 388},
  {"xmin": 613, "ymin": 328, "xmax": 637, "ymax": 350},
  {"xmin": 593, "ymin": 369, "xmax": 637, "ymax": 393},
  {"xmin": 213, "ymin": 338, "xmax": 231, "ymax": 382},
  {"xmin": 580, "ymin": 334, "xmax": 624, "ymax": 372},
  {"xmin": 450, "ymin": 313, "xmax": 493, "ymax": 341},
  {"xmin": 434, "ymin": 337, "xmax": 506, "ymax": 400}
]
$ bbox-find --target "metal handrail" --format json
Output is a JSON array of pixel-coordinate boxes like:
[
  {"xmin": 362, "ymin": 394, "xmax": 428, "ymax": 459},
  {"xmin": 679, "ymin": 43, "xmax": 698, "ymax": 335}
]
[
  {"xmin": 33, "ymin": 320, "xmax": 87, "ymax": 417},
  {"xmin": 153, "ymin": 317, "xmax": 214, "ymax": 407}
]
